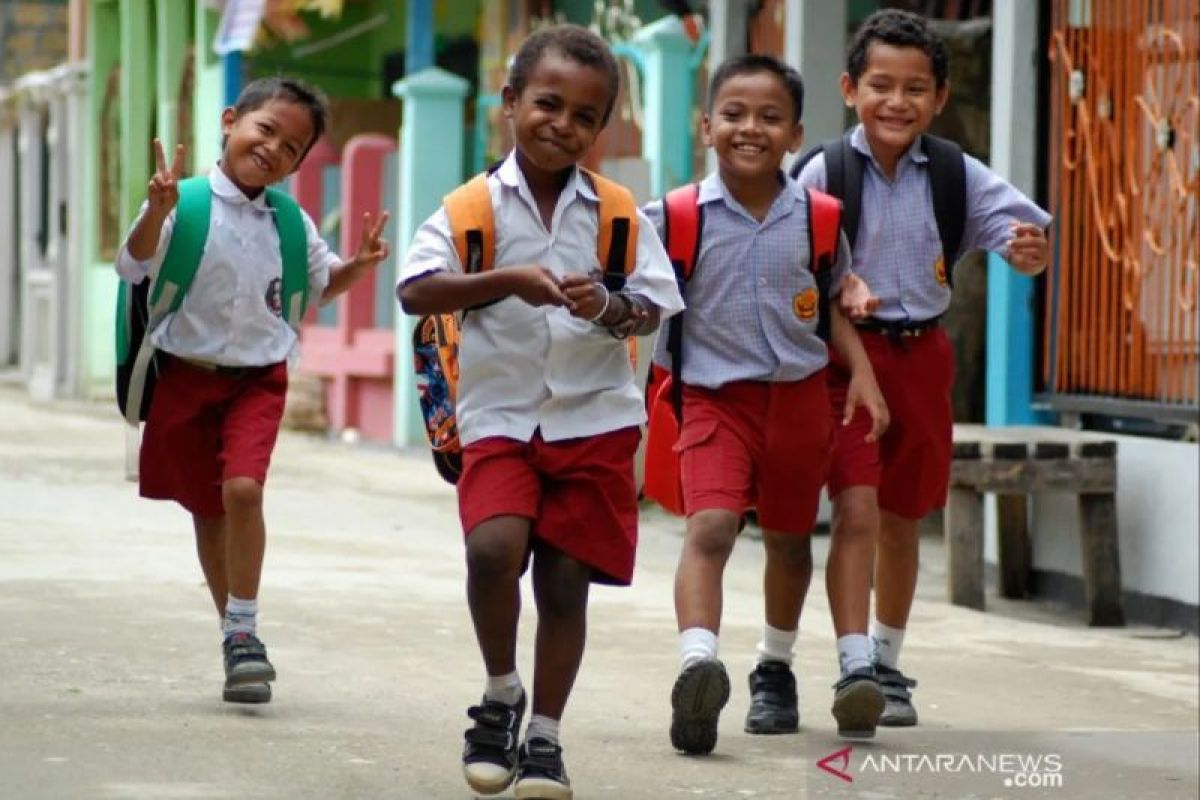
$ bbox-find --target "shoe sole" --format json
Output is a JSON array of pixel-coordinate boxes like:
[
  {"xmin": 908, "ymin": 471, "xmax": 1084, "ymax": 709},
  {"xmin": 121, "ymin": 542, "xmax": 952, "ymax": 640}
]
[
  {"xmin": 225, "ymin": 661, "xmax": 277, "ymax": 687},
  {"xmin": 670, "ymin": 660, "xmax": 730, "ymax": 755},
  {"xmin": 222, "ymin": 682, "xmax": 271, "ymax": 704},
  {"xmin": 463, "ymin": 764, "xmax": 517, "ymax": 796},
  {"xmin": 514, "ymin": 776, "xmax": 573, "ymax": 800},
  {"xmin": 832, "ymin": 680, "xmax": 885, "ymax": 740}
]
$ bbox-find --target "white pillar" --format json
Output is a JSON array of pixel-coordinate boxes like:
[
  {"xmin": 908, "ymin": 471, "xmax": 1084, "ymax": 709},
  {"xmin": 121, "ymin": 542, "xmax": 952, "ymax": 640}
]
[
  {"xmin": 705, "ymin": 1, "xmax": 752, "ymax": 174},
  {"xmin": 0, "ymin": 91, "xmax": 16, "ymax": 367},
  {"xmin": 62, "ymin": 64, "xmax": 89, "ymax": 397},
  {"xmin": 990, "ymin": 0, "xmax": 1038, "ymax": 192},
  {"xmin": 784, "ymin": 0, "xmax": 848, "ymax": 157}
]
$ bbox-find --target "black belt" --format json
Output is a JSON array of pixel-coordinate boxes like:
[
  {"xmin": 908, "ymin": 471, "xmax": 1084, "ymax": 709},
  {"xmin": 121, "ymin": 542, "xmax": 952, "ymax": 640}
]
[{"xmin": 855, "ymin": 317, "xmax": 941, "ymax": 339}]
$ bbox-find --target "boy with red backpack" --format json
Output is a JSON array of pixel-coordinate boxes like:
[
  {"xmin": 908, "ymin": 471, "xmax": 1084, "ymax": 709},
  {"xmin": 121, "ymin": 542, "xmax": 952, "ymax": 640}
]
[{"xmin": 642, "ymin": 54, "xmax": 887, "ymax": 755}]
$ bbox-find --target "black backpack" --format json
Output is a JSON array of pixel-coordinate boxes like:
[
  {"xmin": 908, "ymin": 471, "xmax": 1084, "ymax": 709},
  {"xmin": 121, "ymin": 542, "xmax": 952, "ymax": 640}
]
[{"xmin": 790, "ymin": 132, "xmax": 967, "ymax": 286}]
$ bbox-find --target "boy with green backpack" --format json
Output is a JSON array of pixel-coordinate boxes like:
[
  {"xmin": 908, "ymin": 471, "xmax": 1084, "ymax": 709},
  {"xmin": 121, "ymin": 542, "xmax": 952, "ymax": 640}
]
[{"xmin": 115, "ymin": 76, "xmax": 390, "ymax": 704}]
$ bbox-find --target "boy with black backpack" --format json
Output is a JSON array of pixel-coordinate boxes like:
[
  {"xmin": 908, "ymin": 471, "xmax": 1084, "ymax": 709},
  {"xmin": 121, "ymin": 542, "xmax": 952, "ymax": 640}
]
[
  {"xmin": 792, "ymin": 9, "xmax": 1051, "ymax": 737},
  {"xmin": 642, "ymin": 54, "xmax": 887, "ymax": 756},
  {"xmin": 115, "ymin": 77, "xmax": 389, "ymax": 705}
]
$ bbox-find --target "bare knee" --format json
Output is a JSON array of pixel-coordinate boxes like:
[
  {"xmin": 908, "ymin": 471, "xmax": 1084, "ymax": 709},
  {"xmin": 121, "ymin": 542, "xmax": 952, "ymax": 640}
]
[
  {"xmin": 684, "ymin": 511, "xmax": 740, "ymax": 562},
  {"xmin": 763, "ymin": 532, "xmax": 813, "ymax": 570},
  {"xmin": 221, "ymin": 478, "xmax": 263, "ymax": 514},
  {"xmin": 465, "ymin": 523, "xmax": 527, "ymax": 583},
  {"xmin": 832, "ymin": 489, "xmax": 879, "ymax": 543}
]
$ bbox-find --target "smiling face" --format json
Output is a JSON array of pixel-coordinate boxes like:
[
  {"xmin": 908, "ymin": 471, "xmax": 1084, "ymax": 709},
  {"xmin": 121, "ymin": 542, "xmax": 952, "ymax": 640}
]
[
  {"xmin": 502, "ymin": 50, "xmax": 612, "ymax": 182},
  {"xmin": 842, "ymin": 42, "xmax": 948, "ymax": 165},
  {"xmin": 219, "ymin": 98, "xmax": 316, "ymax": 194},
  {"xmin": 703, "ymin": 69, "xmax": 804, "ymax": 184}
]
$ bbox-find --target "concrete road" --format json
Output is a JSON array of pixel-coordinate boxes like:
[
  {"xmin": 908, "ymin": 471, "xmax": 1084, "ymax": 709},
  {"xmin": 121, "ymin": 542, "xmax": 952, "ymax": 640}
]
[{"xmin": 0, "ymin": 383, "xmax": 1196, "ymax": 799}]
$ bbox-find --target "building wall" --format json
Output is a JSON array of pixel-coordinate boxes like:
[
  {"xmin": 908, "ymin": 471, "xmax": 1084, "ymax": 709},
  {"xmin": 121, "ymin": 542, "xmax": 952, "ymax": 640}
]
[{"xmin": 0, "ymin": 0, "xmax": 69, "ymax": 84}]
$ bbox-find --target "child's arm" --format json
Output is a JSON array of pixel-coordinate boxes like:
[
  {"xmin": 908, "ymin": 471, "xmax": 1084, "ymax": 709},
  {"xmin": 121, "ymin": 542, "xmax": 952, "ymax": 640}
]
[
  {"xmin": 962, "ymin": 155, "xmax": 1052, "ymax": 275},
  {"xmin": 321, "ymin": 211, "xmax": 391, "ymax": 303},
  {"xmin": 559, "ymin": 276, "xmax": 659, "ymax": 336},
  {"xmin": 401, "ymin": 266, "xmax": 575, "ymax": 315},
  {"xmin": 124, "ymin": 139, "xmax": 185, "ymax": 262},
  {"xmin": 830, "ymin": 304, "xmax": 889, "ymax": 442},
  {"xmin": 1004, "ymin": 222, "xmax": 1049, "ymax": 276}
]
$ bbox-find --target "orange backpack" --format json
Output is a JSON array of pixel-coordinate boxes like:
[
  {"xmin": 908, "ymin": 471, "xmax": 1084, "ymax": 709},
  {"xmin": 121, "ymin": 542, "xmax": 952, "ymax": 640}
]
[
  {"xmin": 412, "ymin": 168, "xmax": 640, "ymax": 484},
  {"xmin": 642, "ymin": 184, "xmax": 843, "ymax": 515}
]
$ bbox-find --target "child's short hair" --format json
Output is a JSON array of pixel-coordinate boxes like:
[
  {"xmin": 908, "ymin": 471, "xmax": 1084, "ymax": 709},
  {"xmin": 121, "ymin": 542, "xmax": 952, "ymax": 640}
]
[
  {"xmin": 847, "ymin": 9, "xmax": 948, "ymax": 88},
  {"xmin": 707, "ymin": 54, "xmax": 805, "ymax": 124},
  {"xmin": 507, "ymin": 24, "xmax": 621, "ymax": 124},
  {"xmin": 228, "ymin": 76, "xmax": 329, "ymax": 162}
]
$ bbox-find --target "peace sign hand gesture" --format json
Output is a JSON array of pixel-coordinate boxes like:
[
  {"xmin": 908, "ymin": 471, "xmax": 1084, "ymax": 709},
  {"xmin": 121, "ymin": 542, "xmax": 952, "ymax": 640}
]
[
  {"xmin": 147, "ymin": 138, "xmax": 186, "ymax": 217},
  {"xmin": 353, "ymin": 211, "xmax": 391, "ymax": 269}
]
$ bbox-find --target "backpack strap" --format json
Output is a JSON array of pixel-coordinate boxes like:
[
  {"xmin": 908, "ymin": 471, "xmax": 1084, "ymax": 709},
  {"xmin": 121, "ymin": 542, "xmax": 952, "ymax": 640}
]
[
  {"xmin": 661, "ymin": 183, "xmax": 703, "ymax": 419},
  {"xmin": 149, "ymin": 176, "xmax": 211, "ymax": 319},
  {"xmin": 920, "ymin": 133, "xmax": 967, "ymax": 286},
  {"xmin": 581, "ymin": 167, "xmax": 639, "ymax": 291},
  {"xmin": 443, "ymin": 172, "xmax": 495, "ymax": 275},
  {"xmin": 822, "ymin": 134, "xmax": 864, "ymax": 251},
  {"xmin": 805, "ymin": 188, "xmax": 842, "ymax": 343},
  {"xmin": 265, "ymin": 187, "xmax": 310, "ymax": 325}
]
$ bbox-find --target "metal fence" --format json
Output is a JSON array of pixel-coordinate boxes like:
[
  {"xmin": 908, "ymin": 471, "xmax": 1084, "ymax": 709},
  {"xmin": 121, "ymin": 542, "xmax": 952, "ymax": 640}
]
[{"xmin": 1043, "ymin": 0, "xmax": 1198, "ymax": 423}]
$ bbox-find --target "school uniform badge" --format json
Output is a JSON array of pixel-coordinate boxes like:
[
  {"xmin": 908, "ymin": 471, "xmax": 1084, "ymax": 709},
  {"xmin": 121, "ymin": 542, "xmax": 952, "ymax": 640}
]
[
  {"xmin": 934, "ymin": 254, "xmax": 948, "ymax": 286},
  {"xmin": 794, "ymin": 288, "xmax": 819, "ymax": 321}
]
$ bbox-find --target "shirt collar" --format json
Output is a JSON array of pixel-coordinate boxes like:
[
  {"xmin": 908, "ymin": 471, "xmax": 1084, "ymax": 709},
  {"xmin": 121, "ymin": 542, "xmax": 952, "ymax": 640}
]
[
  {"xmin": 699, "ymin": 169, "xmax": 798, "ymax": 220},
  {"xmin": 849, "ymin": 123, "xmax": 929, "ymax": 166},
  {"xmin": 209, "ymin": 164, "xmax": 273, "ymax": 210},
  {"xmin": 496, "ymin": 150, "xmax": 599, "ymax": 204}
]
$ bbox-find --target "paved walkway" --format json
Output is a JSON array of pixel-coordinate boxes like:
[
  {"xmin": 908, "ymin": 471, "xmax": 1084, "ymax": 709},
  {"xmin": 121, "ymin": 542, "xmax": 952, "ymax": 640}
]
[{"xmin": 0, "ymin": 383, "xmax": 1196, "ymax": 799}]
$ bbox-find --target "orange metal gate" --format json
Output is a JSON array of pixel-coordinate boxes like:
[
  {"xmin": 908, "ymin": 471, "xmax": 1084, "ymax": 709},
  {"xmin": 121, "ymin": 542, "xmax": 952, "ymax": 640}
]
[{"xmin": 1044, "ymin": 0, "xmax": 1198, "ymax": 422}]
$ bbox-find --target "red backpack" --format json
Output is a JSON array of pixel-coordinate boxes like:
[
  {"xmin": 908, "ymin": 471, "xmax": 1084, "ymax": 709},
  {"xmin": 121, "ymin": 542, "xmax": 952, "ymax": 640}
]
[{"xmin": 643, "ymin": 185, "xmax": 843, "ymax": 515}]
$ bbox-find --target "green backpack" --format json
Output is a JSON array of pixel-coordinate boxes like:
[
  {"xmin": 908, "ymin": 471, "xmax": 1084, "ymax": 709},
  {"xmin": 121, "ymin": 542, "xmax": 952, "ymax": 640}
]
[{"xmin": 115, "ymin": 176, "xmax": 310, "ymax": 424}]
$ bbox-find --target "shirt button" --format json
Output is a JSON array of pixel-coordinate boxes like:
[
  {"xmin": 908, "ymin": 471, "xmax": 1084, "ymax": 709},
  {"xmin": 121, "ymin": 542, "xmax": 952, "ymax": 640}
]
[{"xmin": 758, "ymin": 278, "xmax": 767, "ymax": 287}]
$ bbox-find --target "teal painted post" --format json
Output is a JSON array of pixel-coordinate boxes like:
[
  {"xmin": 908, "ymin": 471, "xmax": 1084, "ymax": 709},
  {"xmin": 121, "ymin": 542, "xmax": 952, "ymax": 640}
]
[
  {"xmin": 406, "ymin": 0, "xmax": 434, "ymax": 73},
  {"xmin": 986, "ymin": 257, "xmax": 1050, "ymax": 425},
  {"xmin": 631, "ymin": 15, "xmax": 694, "ymax": 196},
  {"xmin": 392, "ymin": 68, "xmax": 469, "ymax": 448}
]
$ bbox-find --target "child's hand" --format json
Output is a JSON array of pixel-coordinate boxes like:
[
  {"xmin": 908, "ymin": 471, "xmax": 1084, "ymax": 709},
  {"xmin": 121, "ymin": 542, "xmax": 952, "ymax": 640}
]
[
  {"xmin": 844, "ymin": 369, "xmax": 889, "ymax": 443},
  {"xmin": 561, "ymin": 273, "xmax": 607, "ymax": 320},
  {"xmin": 1005, "ymin": 222, "xmax": 1049, "ymax": 275},
  {"xmin": 147, "ymin": 138, "xmax": 186, "ymax": 217},
  {"xmin": 353, "ymin": 211, "xmax": 391, "ymax": 269},
  {"xmin": 838, "ymin": 272, "xmax": 880, "ymax": 321},
  {"xmin": 511, "ymin": 266, "xmax": 574, "ymax": 309}
]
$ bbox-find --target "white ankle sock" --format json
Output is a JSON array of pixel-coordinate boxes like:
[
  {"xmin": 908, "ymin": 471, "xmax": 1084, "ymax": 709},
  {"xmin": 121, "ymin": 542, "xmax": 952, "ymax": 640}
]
[
  {"xmin": 525, "ymin": 714, "xmax": 560, "ymax": 745},
  {"xmin": 679, "ymin": 627, "xmax": 718, "ymax": 670},
  {"xmin": 484, "ymin": 671, "xmax": 524, "ymax": 706},
  {"xmin": 755, "ymin": 624, "xmax": 797, "ymax": 666},
  {"xmin": 870, "ymin": 620, "xmax": 906, "ymax": 669},
  {"xmin": 837, "ymin": 634, "xmax": 873, "ymax": 676},
  {"xmin": 222, "ymin": 595, "xmax": 257, "ymax": 638}
]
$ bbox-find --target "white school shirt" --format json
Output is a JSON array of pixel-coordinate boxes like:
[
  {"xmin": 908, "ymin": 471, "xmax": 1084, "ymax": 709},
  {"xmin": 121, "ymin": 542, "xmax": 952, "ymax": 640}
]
[
  {"xmin": 115, "ymin": 166, "xmax": 340, "ymax": 367},
  {"xmin": 399, "ymin": 152, "xmax": 684, "ymax": 446}
]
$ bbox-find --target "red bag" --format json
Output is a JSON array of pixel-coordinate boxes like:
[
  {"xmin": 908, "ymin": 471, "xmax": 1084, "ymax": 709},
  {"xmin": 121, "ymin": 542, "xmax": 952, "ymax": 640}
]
[{"xmin": 642, "ymin": 184, "xmax": 843, "ymax": 515}]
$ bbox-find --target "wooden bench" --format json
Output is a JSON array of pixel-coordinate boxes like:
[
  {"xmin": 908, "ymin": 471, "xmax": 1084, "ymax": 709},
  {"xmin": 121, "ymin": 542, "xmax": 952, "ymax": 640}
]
[{"xmin": 945, "ymin": 424, "xmax": 1124, "ymax": 626}]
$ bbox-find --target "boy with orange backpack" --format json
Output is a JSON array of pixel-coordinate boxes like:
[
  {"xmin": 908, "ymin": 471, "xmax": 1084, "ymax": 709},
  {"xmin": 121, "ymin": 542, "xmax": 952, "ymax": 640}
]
[
  {"xmin": 397, "ymin": 24, "xmax": 682, "ymax": 800},
  {"xmin": 641, "ymin": 54, "xmax": 887, "ymax": 755}
]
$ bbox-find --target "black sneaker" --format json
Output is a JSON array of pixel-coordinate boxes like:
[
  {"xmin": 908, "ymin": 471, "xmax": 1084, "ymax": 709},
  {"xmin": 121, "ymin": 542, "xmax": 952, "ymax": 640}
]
[
  {"xmin": 876, "ymin": 664, "xmax": 918, "ymax": 727},
  {"xmin": 831, "ymin": 667, "xmax": 885, "ymax": 740},
  {"xmin": 222, "ymin": 682, "xmax": 272, "ymax": 704},
  {"xmin": 514, "ymin": 737, "xmax": 572, "ymax": 800},
  {"xmin": 744, "ymin": 660, "xmax": 799, "ymax": 734},
  {"xmin": 462, "ymin": 692, "xmax": 525, "ymax": 795},
  {"xmin": 670, "ymin": 658, "xmax": 730, "ymax": 755},
  {"xmin": 222, "ymin": 632, "xmax": 276, "ymax": 687}
]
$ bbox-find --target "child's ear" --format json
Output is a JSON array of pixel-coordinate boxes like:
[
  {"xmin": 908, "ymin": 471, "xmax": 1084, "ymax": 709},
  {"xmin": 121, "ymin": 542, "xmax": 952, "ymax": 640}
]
[
  {"xmin": 220, "ymin": 106, "xmax": 237, "ymax": 135},
  {"xmin": 789, "ymin": 122, "xmax": 805, "ymax": 154},
  {"xmin": 500, "ymin": 85, "xmax": 517, "ymax": 119},
  {"xmin": 839, "ymin": 73, "xmax": 855, "ymax": 106},
  {"xmin": 934, "ymin": 80, "xmax": 951, "ymax": 115},
  {"xmin": 700, "ymin": 113, "xmax": 714, "ymax": 148}
]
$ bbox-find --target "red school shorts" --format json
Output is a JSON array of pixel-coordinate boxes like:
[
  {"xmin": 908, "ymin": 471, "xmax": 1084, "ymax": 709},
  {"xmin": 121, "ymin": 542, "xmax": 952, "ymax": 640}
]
[
  {"xmin": 676, "ymin": 374, "xmax": 832, "ymax": 536},
  {"xmin": 139, "ymin": 355, "xmax": 289, "ymax": 517},
  {"xmin": 457, "ymin": 427, "xmax": 642, "ymax": 586},
  {"xmin": 827, "ymin": 327, "xmax": 955, "ymax": 520}
]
